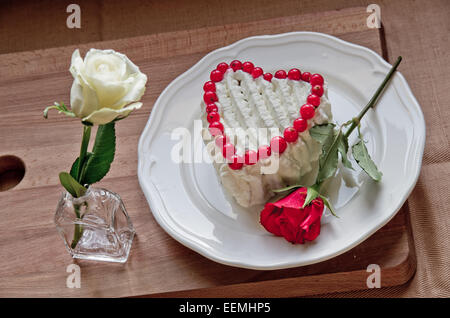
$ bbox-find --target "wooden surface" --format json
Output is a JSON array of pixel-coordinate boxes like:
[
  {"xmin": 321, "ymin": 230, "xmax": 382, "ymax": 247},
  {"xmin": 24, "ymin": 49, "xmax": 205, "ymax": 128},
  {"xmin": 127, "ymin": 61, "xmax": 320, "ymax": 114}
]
[
  {"xmin": 0, "ymin": 0, "xmax": 376, "ymax": 55},
  {"xmin": 0, "ymin": 7, "xmax": 416, "ymax": 297}
]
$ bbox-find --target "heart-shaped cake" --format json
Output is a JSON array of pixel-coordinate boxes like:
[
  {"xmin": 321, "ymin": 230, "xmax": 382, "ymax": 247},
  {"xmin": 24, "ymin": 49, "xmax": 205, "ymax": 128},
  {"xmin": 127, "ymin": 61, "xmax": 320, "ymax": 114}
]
[{"xmin": 201, "ymin": 60, "xmax": 332, "ymax": 207}]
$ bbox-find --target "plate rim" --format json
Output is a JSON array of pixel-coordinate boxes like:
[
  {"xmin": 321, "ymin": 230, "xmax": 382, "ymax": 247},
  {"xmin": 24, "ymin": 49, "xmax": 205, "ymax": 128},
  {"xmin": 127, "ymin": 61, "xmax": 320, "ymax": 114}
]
[{"xmin": 137, "ymin": 31, "xmax": 426, "ymax": 270}]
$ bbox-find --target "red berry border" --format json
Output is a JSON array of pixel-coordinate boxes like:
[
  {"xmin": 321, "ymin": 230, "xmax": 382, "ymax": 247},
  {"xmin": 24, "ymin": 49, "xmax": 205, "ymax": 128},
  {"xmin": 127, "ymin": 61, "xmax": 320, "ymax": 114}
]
[{"xmin": 203, "ymin": 60, "xmax": 325, "ymax": 170}]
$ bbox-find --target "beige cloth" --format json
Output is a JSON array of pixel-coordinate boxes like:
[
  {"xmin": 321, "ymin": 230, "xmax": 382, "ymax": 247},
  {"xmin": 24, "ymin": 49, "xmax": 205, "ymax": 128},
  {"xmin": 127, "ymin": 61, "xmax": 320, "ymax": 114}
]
[{"xmin": 320, "ymin": 161, "xmax": 450, "ymax": 297}]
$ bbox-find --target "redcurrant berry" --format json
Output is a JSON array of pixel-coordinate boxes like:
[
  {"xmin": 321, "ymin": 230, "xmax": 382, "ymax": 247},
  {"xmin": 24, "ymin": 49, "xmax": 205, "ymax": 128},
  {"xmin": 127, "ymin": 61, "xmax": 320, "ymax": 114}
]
[
  {"xmin": 258, "ymin": 145, "xmax": 271, "ymax": 159},
  {"xmin": 215, "ymin": 135, "xmax": 228, "ymax": 148},
  {"xmin": 283, "ymin": 127, "xmax": 298, "ymax": 142},
  {"xmin": 311, "ymin": 85, "xmax": 324, "ymax": 97},
  {"xmin": 307, "ymin": 94, "xmax": 321, "ymax": 107},
  {"xmin": 242, "ymin": 62, "xmax": 254, "ymax": 74},
  {"xmin": 244, "ymin": 150, "xmax": 258, "ymax": 165},
  {"xmin": 206, "ymin": 103, "xmax": 218, "ymax": 113},
  {"xmin": 301, "ymin": 72, "xmax": 311, "ymax": 82},
  {"xmin": 270, "ymin": 136, "xmax": 287, "ymax": 154},
  {"xmin": 310, "ymin": 74, "xmax": 324, "ymax": 86},
  {"xmin": 300, "ymin": 104, "xmax": 315, "ymax": 119},
  {"xmin": 203, "ymin": 91, "xmax": 218, "ymax": 103},
  {"xmin": 293, "ymin": 117, "xmax": 308, "ymax": 132},
  {"xmin": 207, "ymin": 111, "xmax": 220, "ymax": 123},
  {"xmin": 228, "ymin": 155, "xmax": 244, "ymax": 170},
  {"xmin": 230, "ymin": 60, "xmax": 242, "ymax": 71},
  {"xmin": 203, "ymin": 81, "xmax": 216, "ymax": 92},
  {"xmin": 274, "ymin": 70, "xmax": 287, "ymax": 79},
  {"xmin": 252, "ymin": 67, "xmax": 263, "ymax": 78},
  {"xmin": 210, "ymin": 70, "xmax": 223, "ymax": 82},
  {"xmin": 288, "ymin": 68, "xmax": 301, "ymax": 80},
  {"xmin": 217, "ymin": 62, "xmax": 229, "ymax": 73},
  {"xmin": 209, "ymin": 121, "xmax": 224, "ymax": 136},
  {"xmin": 263, "ymin": 73, "xmax": 273, "ymax": 82},
  {"xmin": 222, "ymin": 143, "xmax": 236, "ymax": 159}
]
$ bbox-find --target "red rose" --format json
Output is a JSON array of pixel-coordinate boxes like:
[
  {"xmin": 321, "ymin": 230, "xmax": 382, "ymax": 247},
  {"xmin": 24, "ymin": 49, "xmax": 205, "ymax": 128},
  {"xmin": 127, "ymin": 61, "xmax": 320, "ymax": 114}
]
[{"xmin": 260, "ymin": 187, "xmax": 324, "ymax": 244}]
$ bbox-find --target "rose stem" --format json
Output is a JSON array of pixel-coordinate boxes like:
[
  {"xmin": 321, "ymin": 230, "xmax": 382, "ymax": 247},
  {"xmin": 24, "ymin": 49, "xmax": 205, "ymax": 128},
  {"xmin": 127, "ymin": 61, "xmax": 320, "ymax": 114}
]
[
  {"xmin": 71, "ymin": 205, "xmax": 83, "ymax": 249},
  {"xmin": 76, "ymin": 124, "xmax": 92, "ymax": 183},
  {"xmin": 344, "ymin": 56, "xmax": 402, "ymax": 138},
  {"xmin": 71, "ymin": 124, "xmax": 92, "ymax": 249}
]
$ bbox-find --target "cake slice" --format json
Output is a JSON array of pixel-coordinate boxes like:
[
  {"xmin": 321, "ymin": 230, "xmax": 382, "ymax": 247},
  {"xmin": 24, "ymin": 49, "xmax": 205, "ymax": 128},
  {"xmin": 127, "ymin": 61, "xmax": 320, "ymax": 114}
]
[{"xmin": 201, "ymin": 61, "xmax": 332, "ymax": 207}]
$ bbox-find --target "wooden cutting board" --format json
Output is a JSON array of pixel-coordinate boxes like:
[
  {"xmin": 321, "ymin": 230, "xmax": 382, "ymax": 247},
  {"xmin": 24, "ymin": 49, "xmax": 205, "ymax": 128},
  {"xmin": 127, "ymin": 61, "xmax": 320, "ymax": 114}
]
[{"xmin": 0, "ymin": 7, "xmax": 415, "ymax": 297}]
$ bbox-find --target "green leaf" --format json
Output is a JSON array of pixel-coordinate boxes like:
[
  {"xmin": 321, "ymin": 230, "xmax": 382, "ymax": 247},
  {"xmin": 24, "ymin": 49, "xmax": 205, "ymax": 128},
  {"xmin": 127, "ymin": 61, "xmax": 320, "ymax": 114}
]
[
  {"xmin": 309, "ymin": 123, "xmax": 335, "ymax": 149},
  {"xmin": 59, "ymin": 172, "xmax": 87, "ymax": 198},
  {"xmin": 70, "ymin": 157, "xmax": 80, "ymax": 180},
  {"xmin": 309, "ymin": 123, "xmax": 341, "ymax": 184},
  {"xmin": 351, "ymin": 138, "xmax": 382, "ymax": 181},
  {"xmin": 337, "ymin": 133, "xmax": 353, "ymax": 170},
  {"xmin": 272, "ymin": 184, "xmax": 304, "ymax": 193},
  {"xmin": 320, "ymin": 195, "xmax": 338, "ymax": 218},
  {"xmin": 80, "ymin": 122, "xmax": 116, "ymax": 185},
  {"xmin": 316, "ymin": 129, "xmax": 341, "ymax": 184},
  {"xmin": 70, "ymin": 153, "xmax": 93, "ymax": 181},
  {"xmin": 302, "ymin": 186, "xmax": 320, "ymax": 208}
]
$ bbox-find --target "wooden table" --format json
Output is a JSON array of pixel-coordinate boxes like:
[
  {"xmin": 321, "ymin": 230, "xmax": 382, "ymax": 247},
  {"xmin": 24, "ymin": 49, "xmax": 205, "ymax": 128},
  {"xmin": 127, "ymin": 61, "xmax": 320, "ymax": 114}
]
[{"xmin": 0, "ymin": 7, "xmax": 416, "ymax": 297}]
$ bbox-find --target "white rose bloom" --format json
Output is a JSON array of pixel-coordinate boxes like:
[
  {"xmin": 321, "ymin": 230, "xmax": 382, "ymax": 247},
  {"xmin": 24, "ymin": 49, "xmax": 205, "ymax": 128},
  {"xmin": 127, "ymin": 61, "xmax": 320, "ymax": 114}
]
[{"xmin": 69, "ymin": 48, "xmax": 147, "ymax": 125}]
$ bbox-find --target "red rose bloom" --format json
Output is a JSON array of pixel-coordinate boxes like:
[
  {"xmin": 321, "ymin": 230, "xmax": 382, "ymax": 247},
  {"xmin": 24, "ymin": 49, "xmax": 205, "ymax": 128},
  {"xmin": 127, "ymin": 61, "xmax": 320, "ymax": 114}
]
[{"xmin": 260, "ymin": 187, "xmax": 324, "ymax": 244}]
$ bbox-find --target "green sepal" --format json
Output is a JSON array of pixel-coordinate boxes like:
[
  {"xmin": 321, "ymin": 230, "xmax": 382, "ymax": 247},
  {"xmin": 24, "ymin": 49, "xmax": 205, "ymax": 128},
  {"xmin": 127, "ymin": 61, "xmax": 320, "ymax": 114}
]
[
  {"xmin": 272, "ymin": 184, "xmax": 304, "ymax": 193},
  {"xmin": 43, "ymin": 102, "xmax": 76, "ymax": 119},
  {"xmin": 302, "ymin": 185, "xmax": 320, "ymax": 208},
  {"xmin": 319, "ymin": 195, "xmax": 338, "ymax": 218}
]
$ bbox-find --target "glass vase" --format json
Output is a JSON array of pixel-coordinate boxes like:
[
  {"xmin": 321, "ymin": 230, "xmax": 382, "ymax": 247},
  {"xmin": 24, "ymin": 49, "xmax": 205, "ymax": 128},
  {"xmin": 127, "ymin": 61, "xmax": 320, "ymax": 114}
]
[{"xmin": 54, "ymin": 187, "xmax": 135, "ymax": 263}]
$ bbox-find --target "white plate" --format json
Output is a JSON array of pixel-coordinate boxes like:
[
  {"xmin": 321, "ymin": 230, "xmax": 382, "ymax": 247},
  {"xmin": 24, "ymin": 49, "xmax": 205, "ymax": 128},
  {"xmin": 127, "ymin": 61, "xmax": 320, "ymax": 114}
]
[{"xmin": 137, "ymin": 32, "xmax": 425, "ymax": 270}]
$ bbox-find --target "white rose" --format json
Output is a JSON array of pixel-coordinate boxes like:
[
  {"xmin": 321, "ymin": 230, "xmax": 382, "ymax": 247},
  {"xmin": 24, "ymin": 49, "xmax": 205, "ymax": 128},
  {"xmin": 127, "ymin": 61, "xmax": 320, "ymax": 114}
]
[{"xmin": 69, "ymin": 48, "xmax": 148, "ymax": 125}]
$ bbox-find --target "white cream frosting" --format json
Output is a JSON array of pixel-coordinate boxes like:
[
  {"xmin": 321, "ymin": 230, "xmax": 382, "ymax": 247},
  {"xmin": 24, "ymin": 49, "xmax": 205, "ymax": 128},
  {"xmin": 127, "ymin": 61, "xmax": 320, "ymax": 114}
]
[{"xmin": 201, "ymin": 69, "xmax": 332, "ymax": 207}]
